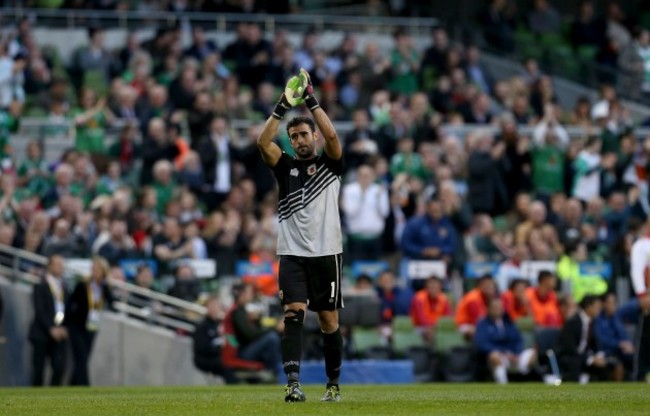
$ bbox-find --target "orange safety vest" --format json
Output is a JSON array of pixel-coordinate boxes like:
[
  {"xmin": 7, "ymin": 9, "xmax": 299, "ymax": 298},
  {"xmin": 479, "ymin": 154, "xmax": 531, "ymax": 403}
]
[
  {"xmin": 525, "ymin": 287, "xmax": 562, "ymax": 328},
  {"xmin": 501, "ymin": 290, "xmax": 529, "ymax": 321},
  {"xmin": 409, "ymin": 290, "xmax": 451, "ymax": 327},
  {"xmin": 455, "ymin": 288, "xmax": 488, "ymax": 327}
]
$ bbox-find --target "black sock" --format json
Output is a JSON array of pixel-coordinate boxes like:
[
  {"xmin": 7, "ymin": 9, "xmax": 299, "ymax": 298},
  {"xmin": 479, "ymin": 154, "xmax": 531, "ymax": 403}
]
[
  {"xmin": 282, "ymin": 315, "xmax": 303, "ymax": 383},
  {"xmin": 322, "ymin": 327, "xmax": 342, "ymax": 386}
]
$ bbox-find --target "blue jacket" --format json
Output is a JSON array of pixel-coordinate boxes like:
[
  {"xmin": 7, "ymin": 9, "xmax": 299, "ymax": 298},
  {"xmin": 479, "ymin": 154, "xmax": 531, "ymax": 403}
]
[
  {"xmin": 474, "ymin": 314, "xmax": 523, "ymax": 354},
  {"xmin": 401, "ymin": 215, "xmax": 458, "ymax": 259},
  {"xmin": 594, "ymin": 311, "xmax": 630, "ymax": 355}
]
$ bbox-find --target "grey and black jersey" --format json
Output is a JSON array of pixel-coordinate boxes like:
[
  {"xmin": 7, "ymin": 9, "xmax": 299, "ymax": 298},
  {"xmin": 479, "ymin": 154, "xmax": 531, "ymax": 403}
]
[{"xmin": 271, "ymin": 152, "xmax": 343, "ymax": 257}]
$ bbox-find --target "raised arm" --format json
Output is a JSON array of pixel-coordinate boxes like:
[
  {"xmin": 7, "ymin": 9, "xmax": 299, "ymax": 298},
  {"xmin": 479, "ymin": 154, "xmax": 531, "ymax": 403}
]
[
  {"xmin": 257, "ymin": 116, "xmax": 283, "ymax": 167},
  {"xmin": 257, "ymin": 75, "xmax": 305, "ymax": 167},
  {"xmin": 300, "ymin": 68, "xmax": 342, "ymax": 161}
]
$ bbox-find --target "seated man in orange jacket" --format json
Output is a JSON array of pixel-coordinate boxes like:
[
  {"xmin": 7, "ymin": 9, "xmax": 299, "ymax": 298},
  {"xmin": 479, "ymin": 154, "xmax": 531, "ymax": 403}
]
[
  {"xmin": 410, "ymin": 276, "xmax": 451, "ymax": 343},
  {"xmin": 455, "ymin": 274, "xmax": 497, "ymax": 340},
  {"xmin": 525, "ymin": 270, "xmax": 562, "ymax": 328}
]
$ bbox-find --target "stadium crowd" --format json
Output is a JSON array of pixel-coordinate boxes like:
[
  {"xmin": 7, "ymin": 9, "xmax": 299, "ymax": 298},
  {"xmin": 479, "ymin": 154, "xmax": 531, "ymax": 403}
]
[{"xmin": 0, "ymin": 2, "xmax": 649, "ymax": 385}]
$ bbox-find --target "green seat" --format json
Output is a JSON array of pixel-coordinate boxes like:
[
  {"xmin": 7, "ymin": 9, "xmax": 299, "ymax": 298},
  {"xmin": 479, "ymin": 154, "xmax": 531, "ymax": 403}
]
[
  {"xmin": 515, "ymin": 30, "xmax": 543, "ymax": 61},
  {"xmin": 352, "ymin": 327, "xmax": 382, "ymax": 353},
  {"xmin": 392, "ymin": 316, "xmax": 424, "ymax": 354},
  {"xmin": 515, "ymin": 316, "xmax": 535, "ymax": 349},
  {"xmin": 435, "ymin": 317, "xmax": 466, "ymax": 353}
]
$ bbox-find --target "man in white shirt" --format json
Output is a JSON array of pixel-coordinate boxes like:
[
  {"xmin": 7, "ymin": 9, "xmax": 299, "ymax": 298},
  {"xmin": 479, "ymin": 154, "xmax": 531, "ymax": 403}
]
[
  {"xmin": 341, "ymin": 164, "xmax": 389, "ymax": 263},
  {"xmin": 629, "ymin": 220, "xmax": 650, "ymax": 380}
]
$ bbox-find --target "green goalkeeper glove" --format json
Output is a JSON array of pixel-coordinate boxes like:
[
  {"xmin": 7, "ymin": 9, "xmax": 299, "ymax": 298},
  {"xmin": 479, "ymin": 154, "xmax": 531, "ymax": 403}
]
[{"xmin": 272, "ymin": 76, "xmax": 304, "ymax": 120}]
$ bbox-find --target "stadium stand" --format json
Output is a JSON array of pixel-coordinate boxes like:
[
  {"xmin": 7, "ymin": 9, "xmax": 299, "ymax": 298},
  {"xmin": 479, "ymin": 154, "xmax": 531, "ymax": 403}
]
[{"xmin": 1, "ymin": 1, "xmax": 650, "ymax": 386}]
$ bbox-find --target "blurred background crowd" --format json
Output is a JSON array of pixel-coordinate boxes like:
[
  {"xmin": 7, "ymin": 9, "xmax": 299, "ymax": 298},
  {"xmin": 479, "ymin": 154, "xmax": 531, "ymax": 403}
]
[{"xmin": 1, "ymin": 0, "xmax": 650, "ymax": 385}]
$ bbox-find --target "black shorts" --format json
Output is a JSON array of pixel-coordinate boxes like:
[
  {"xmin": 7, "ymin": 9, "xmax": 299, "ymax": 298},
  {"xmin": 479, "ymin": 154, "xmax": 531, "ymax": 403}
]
[{"xmin": 278, "ymin": 254, "xmax": 343, "ymax": 312}]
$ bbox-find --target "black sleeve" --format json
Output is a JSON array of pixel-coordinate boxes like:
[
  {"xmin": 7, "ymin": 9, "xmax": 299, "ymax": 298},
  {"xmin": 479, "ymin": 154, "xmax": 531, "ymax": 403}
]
[
  {"xmin": 32, "ymin": 284, "xmax": 52, "ymax": 336},
  {"xmin": 271, "ymin": 152, "xmax": 292, "ymax": 176},
  {"xmin": 65, "ymin": 282, "xmax": 87, "ymax": 328},
  {"xmin": 193, "ymin": 321, "xmax": 221, "ymax": 356},
  {"xmin": 103, "ymin": 283, "xmax": 116, "ymax": 312},
  {"xmin": 321, "ymin": 152, "xmax": 344, "ymax": 176}
]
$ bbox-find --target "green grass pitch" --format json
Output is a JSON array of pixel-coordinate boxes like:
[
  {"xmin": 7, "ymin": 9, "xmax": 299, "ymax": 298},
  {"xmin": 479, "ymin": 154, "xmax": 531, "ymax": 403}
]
[{"xmin": 1, "ymin": 383, "xmax": 649, "ymax": 416}]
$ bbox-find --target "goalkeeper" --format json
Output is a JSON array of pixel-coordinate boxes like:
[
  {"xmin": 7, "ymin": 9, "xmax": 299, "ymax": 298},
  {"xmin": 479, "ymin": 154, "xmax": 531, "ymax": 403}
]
[{"xmin": 257, "ymin": 69, "xmax": 344, "ymax": 403}]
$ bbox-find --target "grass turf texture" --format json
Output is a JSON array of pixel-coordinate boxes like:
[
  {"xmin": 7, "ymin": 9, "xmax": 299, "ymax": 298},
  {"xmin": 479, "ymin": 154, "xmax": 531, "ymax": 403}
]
[{"xmin": 1, "ymin": 383, "xmax": 649, "ymax": 416}]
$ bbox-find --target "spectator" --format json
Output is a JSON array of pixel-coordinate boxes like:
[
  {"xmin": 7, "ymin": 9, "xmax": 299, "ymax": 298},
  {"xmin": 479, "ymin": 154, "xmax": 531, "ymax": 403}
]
[
  {"xmin": 455, "ymin": 275, "xmax": 496, "ymax": 339},
  {"xmin": 594, "ymin": 292, "xmax": 633, "ymax": 381},
  {"xmin": 401, "ymin": 198, "xmax": 458, "ymax": 264},
  {"xmin": 525, "ymin": 270, "xmax": 562, "ymax": 328},
  {"xmin": 464, "ymin": 46, "xmax": 493, "ymax": 95},
  {"xmin": 196, "ymin": 116, "xmax": 239, "ymax": 211},
  {"xmin": 515, "ymin": 201, "xmax": 561, "ymax": 257},
  {"xmin": 389, "ymin": 28, "xmax": 420, "ymax": 96},
  {"xmin": 409, "ymin": 276, "xmax": 451, "ymax": 343},
  {"xmin": 466, "ymin": 130, "xmax": 508, "ymax": 216},
  {"xmin": 555, "ymin": 294, "xmax": 608, "ymax": 383},
  {"xmin": 478, "ymin": 0, "xmax": 515, "ymax": 53},
  {"xmin": 618, "ymin": 28, "xmax": 650, "ymax": 102},
  {"xmin": 152, "ymin": 159, "xmax": 176, "ymax": 216},
  {"xmin": 375, "ymin": 270, "xmax": 410, "ymax": 344},
  {"xmin": 475, "ymin": 297, "xmax": 537, "ymax": 384},
  {"xmin": 65, "ymin": 256, "xmax": 114, "ymax": 386},
  {"xmin": 184, "ymin": 27, "xmax": 218, "ymax": 62},
  {"xmin": 342, "ymin": 164, "xmax": 389, "ymax": 262},
  {"xmin": 420, "ymin": 27, "xmax": 449, "ymax": 83},
  {"xmin": 226, "ymin": 283, "xmax": 281, "ymax": 376},
  {"xmin": 357, "ymin": 42, "xmax": 392, "ymax": 107},
  {"xmin": 153, "ymin": 217, "xmax": 193, "ymax": 274},
  {"xmin": 572, "ymin": 136, "xmax": 602, "ymax": 203},
  {"xmin": 72, "ymin": 87, "xmax": 113, "ymax": 156},
  {"xmin": 528, "ymin": 0, "xmax": 560, "ymax": 35},
  {"xmin": 556, "ymin": 242, "xmax": 608, "ymax": 302},
  {"xmin": 140, "ymin": 117, "xmax": 179, "ymax": 185},
  {"xmin": 469, "ymin": 214, "xmax": 511, "ymax": 263},
  {"xmin": 127, "ymin": 263, "xmax": 159, "ymax": 309},
  {"xmin": 192, "ymin": 295, "xmax": 231, "ymax": 381},
  {"xmin": 389, "ymin": 137, "xmax": 428, "ymax": 181},
  {"xmin": 69, "ymin": 27, "xmax": 114, "ymax": 90},
  {"xmin": 531, "ymin": 119, "xmax": 567, "ymax": 197},
  {"xmin": 499, "ymin": 113, "xmax": 532, "ymax": 199},
  {"xmin": 29, "ymin": 255, "xmax": 69, "ymax": 386},
  {"xmin": 43, "ymin": 218, "xmax": 84, "ymax": 258},
  {"xmin": 343, "ymin": 109, "xmax": 380, "ymax": 172},
  {"xmin": 167, "ymin": 263, "xmax": 201, "ymax": 303},
  {"xmin": 570, "ymin": 1, "xmax": 606, "ymax": 48},
  {"xmin": 223, "ymin": 23, "xmax": 272, "ymax": 89},
  {"xmin": 95, "ymin": 217, "xmax": 136, "ymax": 266},
  {"xmin": 501, "ymin": 278, "xmax": 530, "ymax": 321}
]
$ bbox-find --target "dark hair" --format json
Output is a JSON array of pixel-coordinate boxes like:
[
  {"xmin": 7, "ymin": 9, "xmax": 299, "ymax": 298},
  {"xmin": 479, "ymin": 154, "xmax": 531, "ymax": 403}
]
[
  {"xmin": 508, "ymin": 278, "xmax": 527, "ymax": 291},
  {"xmin": 579, "ymin": 294, "xmax": 600, "ymax": 310},
  {"xmin": 478, "ymin": 274, "xmax": 493, "ymax": 284},
  {"xmin": 286, "ymin": 116, "xmax": 316, "ymax": 137},
  {"xmin": 355, "ymin": 274, "xmax": 372, "ymax": 284},
  {"xmin": 537, "ymin": 270, "xmax": 554, "ymax": 285}
]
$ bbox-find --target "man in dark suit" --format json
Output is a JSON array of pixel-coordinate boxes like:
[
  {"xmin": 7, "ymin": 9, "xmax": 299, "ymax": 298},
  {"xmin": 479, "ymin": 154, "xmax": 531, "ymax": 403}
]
[
  {"xmin": 555, "ymin": 294, "xmax": 608, "ymax": 383},
  {"xmin": 29, "ymin": 255, "xmax": 69, "ymax": 386}
]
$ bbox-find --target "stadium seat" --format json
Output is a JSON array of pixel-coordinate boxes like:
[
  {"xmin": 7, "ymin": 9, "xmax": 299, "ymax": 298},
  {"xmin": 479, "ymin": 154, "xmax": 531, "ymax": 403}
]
[
  {"xmin": 516, "ymin": 317, "xmax": 535, "ymax": 349},
  {"xmin": 351, "ymin": 327, "xmax": 383, "ymax": 357},
  {"xmin": 434, "ymin": 317, "xmax": 466, "ymax": 354},
  {"xmin": 392, "ymin": 316, "xmax": 425, "ymax": 355}
]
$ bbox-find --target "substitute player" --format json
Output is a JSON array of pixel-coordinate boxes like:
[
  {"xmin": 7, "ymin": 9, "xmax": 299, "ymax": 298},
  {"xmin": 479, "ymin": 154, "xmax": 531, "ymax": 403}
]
[
  {"xmin": 257, "ymin": 69, "xmax": 343, "ymax": 402},
  {"xmin": 629, "ymin": 220, "xmax": 650, "ymax": 381}
]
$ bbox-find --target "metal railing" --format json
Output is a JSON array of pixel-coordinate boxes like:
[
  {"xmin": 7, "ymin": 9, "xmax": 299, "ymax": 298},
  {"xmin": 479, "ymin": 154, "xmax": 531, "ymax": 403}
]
[
  {"xmin": 1, "ymin": 7, "xmax": 438, "ymax": 34},
  {"xmin": 0, "ymin": 243, "xmax": 206, "ymax": 332}
]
